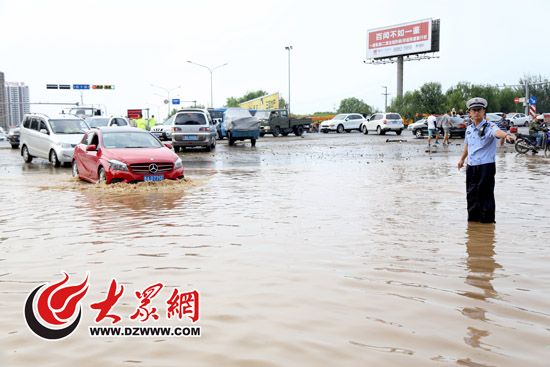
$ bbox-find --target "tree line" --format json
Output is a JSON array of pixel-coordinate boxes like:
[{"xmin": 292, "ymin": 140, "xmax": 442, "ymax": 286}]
[{"xmin": 222, "ymin": 75, "xmax": 549, "ymax": 119}]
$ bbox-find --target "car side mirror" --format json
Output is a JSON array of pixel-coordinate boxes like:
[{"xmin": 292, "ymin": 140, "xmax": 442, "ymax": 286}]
[
  {"xmin": 40, "ymin": 129, "xmax": 49, "ymax": 135},
  {"xmin": 163, "ymin": 143, "xmax": 173, "ymax": 149},
  {"xmin": 86, "ymin": 144, "xmax": 97, "ymax": 151}
]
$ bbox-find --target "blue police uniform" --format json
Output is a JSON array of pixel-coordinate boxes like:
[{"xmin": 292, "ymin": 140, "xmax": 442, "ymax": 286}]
[{"xmin": 464, "ymin": 119, "xmax": 501, "ymax": 223}]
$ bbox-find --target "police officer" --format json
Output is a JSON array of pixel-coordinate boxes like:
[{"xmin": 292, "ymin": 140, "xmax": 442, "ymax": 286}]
[
  {"xmin": 457, "ymin": 97, "xmax": 515, "ymax": 223},
  {"xmin": 135, "ymin": 114, "xmax": 147, "ymax": 130},
  {"xmin": 148, "ymin": 115, "xmax": 157, "ymax": 130}
]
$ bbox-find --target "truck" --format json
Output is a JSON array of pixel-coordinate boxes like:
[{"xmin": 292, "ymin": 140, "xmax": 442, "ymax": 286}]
[{"xmin": 256, "ymin": 109, "xmax": 311, "ymax": 137}]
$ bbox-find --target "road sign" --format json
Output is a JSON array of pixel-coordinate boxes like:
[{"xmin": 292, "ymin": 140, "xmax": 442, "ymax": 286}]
[
  {"xmin": 73, "ymin": 84, "xmax": 90, "ymax": 90},
  {"xmin": 59, "ymin": 84, "xmax": 71, "ymax": 90},
  {"xmin": 92, "ymin": 85, "xmax": 115, "ymax": 90},
  {"xmin": 514, "ymin": 97, "xmax": 519, "ymax": 104},
  {"xmin": 172, "ymin": 99, "xmax": 180, "ymax": 105},
  {"xmin": 529, "ymin": 96, "xmax": 537, "ymax": 105},
  {"xmin": 127, "ymin": 109, "xmax": 142, "ymax": 119},
  {"xmin": 518, "ymin": 97, "xmax": 525, "ymax": 103},
  {"xmin": 163, "ymin": 99, "xmax": 169, "ymax": 104},
  {"xmin": 46, "ymin": 84, "xmax": 58, "ymax": 89}
]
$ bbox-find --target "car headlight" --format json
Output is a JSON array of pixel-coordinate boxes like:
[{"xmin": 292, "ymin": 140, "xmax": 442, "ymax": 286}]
[
  {"xmin": 174, "ymin": 157, "xmax": 183, "ymax": 169},
  {"xmin": 108, "ymin": 159, "xmax": 128, "ymax": 171}
]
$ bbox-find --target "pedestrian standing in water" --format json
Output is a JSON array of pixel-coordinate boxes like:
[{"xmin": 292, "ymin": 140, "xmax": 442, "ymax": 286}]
[{"xmin": 457, "ymin": 98, "xmax": 515, "ymax": 223}]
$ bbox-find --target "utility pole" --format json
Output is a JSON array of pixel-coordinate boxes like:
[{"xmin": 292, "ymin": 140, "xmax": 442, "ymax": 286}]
[
  {"xmin": 285, "ymin": 45, "xmax": 293, "ymax": 115},
  {"xmin": 381, "ymin": 86, "xmax": 390, "ymax": 112}
]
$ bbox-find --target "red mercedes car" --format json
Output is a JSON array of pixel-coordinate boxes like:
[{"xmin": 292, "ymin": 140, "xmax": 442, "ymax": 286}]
[{"xmin": 72, "ymin": 127, "xmax": 184, "ymax": 184}]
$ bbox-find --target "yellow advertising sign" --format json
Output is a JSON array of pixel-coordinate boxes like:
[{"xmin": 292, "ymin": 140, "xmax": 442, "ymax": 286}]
[{"xmin": 239, "ymin": 93, "xmax": 280, "ymax": 110}]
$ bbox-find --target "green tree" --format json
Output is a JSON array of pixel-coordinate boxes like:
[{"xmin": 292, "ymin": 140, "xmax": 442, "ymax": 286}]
[
  {"xmin": 417, "ymin": 82, "xmax": 445, "ymax": 114},
  {"xmin": 336, "ymin": 97, "xmax": 373, "ymax": 115}
]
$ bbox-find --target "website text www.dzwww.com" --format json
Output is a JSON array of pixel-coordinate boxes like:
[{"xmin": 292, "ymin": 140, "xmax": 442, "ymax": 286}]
[{"xmin": 89, "ymin": 326, "xmax": 201, "ymax": 337}]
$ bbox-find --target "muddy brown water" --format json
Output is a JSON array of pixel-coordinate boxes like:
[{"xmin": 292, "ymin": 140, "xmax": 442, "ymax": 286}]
[{"xmin": 1, "ymin": 132, "xmax": 549, "ymax": 366}]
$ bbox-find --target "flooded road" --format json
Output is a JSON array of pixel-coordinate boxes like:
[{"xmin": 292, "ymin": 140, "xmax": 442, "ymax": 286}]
[{"xmin": 1, "ymin": 132, "xmax": 549, "ymax": 366}]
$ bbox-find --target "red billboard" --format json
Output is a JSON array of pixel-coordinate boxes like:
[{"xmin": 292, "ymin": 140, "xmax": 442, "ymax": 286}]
[
  {"xmin": 127, "ymin": 109, "xmax": 142, "ymax": 119},
  {"xmin": 367, "ymin": 19, "xmax": 433, "ymax": 59}
]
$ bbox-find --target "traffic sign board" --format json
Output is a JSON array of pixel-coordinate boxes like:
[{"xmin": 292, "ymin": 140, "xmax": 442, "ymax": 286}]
[
  {"xmin": 514, "ymin": 97, "xmax": 519, "ymax": 104},
  {"xmin": 73, "ymin": 84, "xmax": 90, "ymax": 90},
  {"xmin": 529, "ymin": 96, "xmax": 537, "ymax": 105},
  {"xmin": 172, "ymin": 99, "xmax": 180, "ymax": 105},
  {"xmin": 46, "ymin": 84, "xmax": 58, "ymax": 89}
]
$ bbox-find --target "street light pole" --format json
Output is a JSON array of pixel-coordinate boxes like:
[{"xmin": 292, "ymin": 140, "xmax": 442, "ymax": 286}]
[
  {"xmin": 151, "ymin": 84, "xmax": 181, "ymax": 117},
  {"xmin": 186, "ymin": 61, "xmax": 228, "ymax": 108},
  {"xmin": 381, "ymin": 86, "xmax": 390, "ymax": 112},
  {"xmin": 284, "ymin": 45, "xmax": 293, "ymax": 115}
]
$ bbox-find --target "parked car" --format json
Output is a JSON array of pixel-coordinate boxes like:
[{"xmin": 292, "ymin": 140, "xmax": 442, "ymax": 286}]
[
  {"xmin": 150, "ymin": 114, "xmax": 176, "ymax": 141},
  {"xmin": 19, "ymin": 113, "xmax": 89, "ymax": 166},
  {"xmin": 407, "ymin": 118, "xmax": 427, "ymax": 136},
  {"xmin": 72, "ymin": 127, "xmax": 183, "ymax": 184},
  {"xmin": 7, "ymin": 127, "xmax": 20, "ymax": 149},
  {"xmin": 363, "ymin": 112, "xmax": 404, "ymax": 135},
  {"xmin": 486, "ymin": 113, "xmax": 502, "ymax": 123},
  {"xmin": 505, "ymin": 112, "xmax": 530, "ymax": 127},
  {"xmin": 320, "ymin": 113, "xmax": 366, "ymax": 133},
  {"xmin": 171, "ymin": 108, "xmax": 217, "ymax": 152},
  {"xmin": 409, "ymin": 116, "xmax": 466, "ymax": 138},
  {"xmin": 85, "ymin": 116, "xmax": 130, "ymax": 128}
]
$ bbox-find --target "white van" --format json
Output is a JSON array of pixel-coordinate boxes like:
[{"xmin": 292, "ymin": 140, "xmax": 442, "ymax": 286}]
[{"xmin": 19, "ymin": 113, "xmax": 90, "ymax": 166}]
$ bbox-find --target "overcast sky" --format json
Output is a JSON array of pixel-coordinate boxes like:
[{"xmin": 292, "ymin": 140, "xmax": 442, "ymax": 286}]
[{"xmin": 1, "ymin": 0, "xmax": 548, "ymax": 118}]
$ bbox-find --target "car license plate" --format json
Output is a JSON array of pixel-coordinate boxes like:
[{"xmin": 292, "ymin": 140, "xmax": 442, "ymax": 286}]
[
  {"xmin": 184, "ymin": 135, "xmax": 198, "ymax": 141},
  {"xmin": 144, "ymin": 175, "xmax": 164, "ymax": 182},
  {"xmin": 391, "ymin": 120, "xmax": 398, "ymax": 124}
]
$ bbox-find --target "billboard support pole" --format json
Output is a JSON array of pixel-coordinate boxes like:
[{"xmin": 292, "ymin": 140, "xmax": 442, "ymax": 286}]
[
  {"xmin": 524, "ymin": 81, "xmax": 529, "ymax": 116},
  {"xmin": 397, "ymin": 56, "xmax": 404, "ymax": 99}
]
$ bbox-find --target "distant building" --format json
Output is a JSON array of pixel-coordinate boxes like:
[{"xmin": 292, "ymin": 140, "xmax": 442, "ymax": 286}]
[
  {"xmin": 5, "ymin": 82, "xmax": 30, "ymax": 128},
  {"xmin": 0, "ymin": 71, "xmax": 6, "ymax": 130}
]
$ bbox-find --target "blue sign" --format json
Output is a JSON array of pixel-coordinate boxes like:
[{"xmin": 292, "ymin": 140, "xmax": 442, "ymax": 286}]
[
  {"xmin": 73, "ymin": 84, "xmax": 90, "ymax": 90},
  {"xmin": 529, "ymin": 96, "xmax": 537, "ymax": 105},
  {"xmin": 172, "ymin": 98, "xmax": 180, "ymax": 105}
]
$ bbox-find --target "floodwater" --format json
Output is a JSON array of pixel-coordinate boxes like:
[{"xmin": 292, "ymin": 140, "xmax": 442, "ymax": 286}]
[{"xmin": 1, "ymin": 132, "xmax": 549, "ymax": 367}]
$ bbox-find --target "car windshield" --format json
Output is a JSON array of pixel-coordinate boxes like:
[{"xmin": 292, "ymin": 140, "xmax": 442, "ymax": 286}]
[
  {"xmin": 161, "ymin": 115, "xmax": 175, "ymax": 125},
  {"xmin": 209, "ymin": 110, "xmax": 224, "ymax": 119},
  {"xmin": 49, "ymin": 119, "xmax": 89, "ymax": 134},
  {"xmin": 102, "ymin": 132, "xmax": 163, "ymax": 149},
  {"xmin": 334, "ymin": 114, "xmax": 347, "ymax": 120},
  {"xmin": 255, "ymin": 111, "xmax": 271, "ymax": 119},
  {"xmin": 175, "ymin": 113, "xmax": 206, "ymax": 125},
  {"xmin": 87, "ymin": 118, "xmax": 110, "ymax": 128}
]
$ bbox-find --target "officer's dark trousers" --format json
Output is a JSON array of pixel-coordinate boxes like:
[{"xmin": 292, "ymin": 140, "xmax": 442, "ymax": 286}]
[{"xmin": 466, "ymin": 163, "xmax": 496, "ymax": 223}]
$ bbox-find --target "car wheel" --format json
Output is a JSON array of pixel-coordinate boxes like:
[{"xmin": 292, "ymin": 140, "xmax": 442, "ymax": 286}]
[
  {"xmin": 524, "ymin": 121, "xmax": 528, "ymax": 127},
  {"xmin": 396, "ymin": 129, "xmax": 402, "ymax": 136},
  {"xmin": 294, "ymin": 126, "xmax": 304, "ymax": 136},
  {"xmin": 22, "ymin": 145, "xmax": 33, "ymax": 163},
  {"xmin": 49, "ymin": 149, "xmax": 61, "ymax": 167},
  {"xmin": 205, "ymin": 143, "xmax": 212, "ymax": 152},
  {"xmin": 415, "ymin": 129, "xmax": 422, "ymax": 138},
  {"xmin": 377, "ymin": 126, "xmax": 382, "ymax": 135},
  {"xmin": 337, "ymin": 124, "xmax": 344, "ymax": 134},
  {"xmin": 11, "ymin": 144, "xmax": 19, "ymax": 149},
  {"xmin": 98, "ymin": 166, "xmax": 107, "ymax": 184},
  {"xmin": 272, "ymin": 126, "xmax": 281, "ymax": 137},
  {"xmin": 72, "ymin": 160, "xmax": 80, "ymax": 179},
  {"xmin": 251, "ymin": 138, "xmax": 256, "ymax": 147},
  {"xmin": 260, "ymin": 132, "xmax": 265, "ymax": 138},
  {"xmin": 211, "ymin": 138, "xmax": 216, "ymax": 149},
  {"xmin": 362, "ymin": 125, "xmax": 368, "ymax": 135}
]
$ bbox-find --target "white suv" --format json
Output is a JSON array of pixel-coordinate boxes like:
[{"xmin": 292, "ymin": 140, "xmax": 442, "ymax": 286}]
[
  {"xmin": 19, "ymin": 113, "xmax": 89, "ymax": 166},
  {"xmin": 320, "ymin": 113, "xmax": 366, "ymax": 133},
  {"xmin": 506, "ymin": 113, "xmax": 530, "ymax": 127},
  {"xmin": 363, "ymin": 112, "xmax": 404, "ymax": 135}
]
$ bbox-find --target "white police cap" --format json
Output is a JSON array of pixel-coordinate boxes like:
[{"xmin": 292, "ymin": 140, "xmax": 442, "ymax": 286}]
[{"xmin": 466, "ymin": 97, "xmax": 488, "ymax": 110}]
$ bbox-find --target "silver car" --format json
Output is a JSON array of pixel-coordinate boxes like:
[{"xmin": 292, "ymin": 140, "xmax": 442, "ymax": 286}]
[
  {"xmin": 19, "ymin": 113, "xmax": 89, "ymax": 166},
  {"xmin": 171, "ymin": 109, "xmax": 217, "ymax": 152}
]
